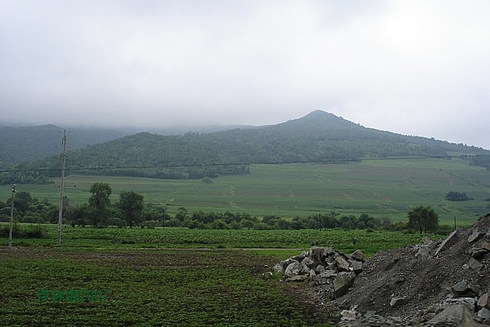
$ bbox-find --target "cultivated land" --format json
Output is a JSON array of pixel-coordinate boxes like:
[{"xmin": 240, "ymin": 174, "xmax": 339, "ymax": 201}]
[
  {"xmin": 1, "ymin": 224, "xmax": 439, "ymax": 255},
  {"xmin": 1, "ymin": 227, "xmax": 443, "ymax": 326},
  {"xmin": 2, "ymin": 115, "xmax": 489, "ymax": 326},
  {"xmin": 2, "ymin": 158, "xmax": 489, "ymax": 225}
]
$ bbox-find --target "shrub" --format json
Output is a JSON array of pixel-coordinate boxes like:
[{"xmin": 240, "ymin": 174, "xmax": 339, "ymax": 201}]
[
  {"xmin": 0, "ymin": 223, "xmax": 46, "ymax": 238},
  {"xmin": 445, "ymin": 191, "xmax": 472, "ymax": 201}
]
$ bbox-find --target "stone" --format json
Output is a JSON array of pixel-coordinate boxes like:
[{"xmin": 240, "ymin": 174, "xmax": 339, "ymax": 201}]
[
  {"xmin": 468, "ymin": 257, "xmax": 484, "ymax": 270},
  {"xmin": 301, "ymin": 256, "xmax": 316, "ymax": 269},
  {"xmin": 483, "ymin": 241, "xmax": 490, "ymax": 251},
  {"xmin": 451, "ymin": 280, "xmax": 475, "ymax": 297},
  {"xmin": 470, "ymin": 247, "xmax": 489, "ymax": 259},
  {"xmin": 281, "ymin": 258, "xmax": 297, "ymax": 267},
  {"xmin": 468, "ymin": 230, "xmax": 485, "ymax": 243},
  {"xmin": 333, "ymin": 271, "xmax": 356, "ymax": 298},
  {"xmin": 315, "ymin": 270, "xmax": 337, "ymax": 285},
  {"xmin": 313, "ymin": 264, "xmax": 325, "ymax": 274},
  {"xmin": 292, "ymin": 251, "xmax": 308, "ymax": 262},
  {"xmin": 422, "ymin": 236, "xmax": 432, "ymax": 245},
  {"xmin": 326, "ymin": 262, "xmax": 337, "ymax": 271},
  {"xmin": 309, "ymin": 268, "xmax": 316, "ymax": 280},
  {"xmin": 310, "ymin": 246, "xmax": 324, "ymax": 262},
  {"xmin": 422, "ymin": 304, "xmax": 479, "ymax": 327},
  {"xmin": 478, "ymin": 294, "xmax": 489, "ymax": 309},
  {"xmin": 350, "ymin": 250, "xmax": 366, "ymax": 262},
  {"xmin": 477, "ymin": 307, "xmax": 490, "ymax": 321},
  {"xmin": 435, "ymin": 230, "xmax": 459, "ymax": 256},
  {"xmin": 415, "ymin": 244, "xmax": 431, "ymax": 258},
  {"xmin": 323, "ymin": 247, "xmax": 336, "ymax": 257},
  {"xmin": 340, "ymin": 306, "xmax": 358, "ymax": 321},
  {"xmin": 390, "ymin": 296, "xmax": 408, "ymax": 307},
  {"xmin": 272, "ymin": 263, "xmax": 284, "ymax": 274},
  {"xmin": 322, "ymin": 269, "xmax": 338, "ymax": 278},
  {"xmin": 335, "ymin": 256, "xmax": 350, "ymax": 271},
  {"xmin": 284, "ymin": 261, "xmax": 302, "ymax": 277},
  {"xmin": 350, "ymin": 260, "xmax": 363, "ymax": 274}
]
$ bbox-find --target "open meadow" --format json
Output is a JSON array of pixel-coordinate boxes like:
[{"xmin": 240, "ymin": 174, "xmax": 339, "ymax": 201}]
[
  {"xmin": 1, "ymin": 226, "xmax": 443, "ymax": 326},
  {"xmin": 2, "ymin": 158, "xmax": 490, "ymax": 225}
]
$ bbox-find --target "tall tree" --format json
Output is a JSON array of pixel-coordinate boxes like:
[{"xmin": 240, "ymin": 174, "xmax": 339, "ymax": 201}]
[
  {"xmin": 407, "ymin": 206, "xmax": 439, "ymax": 233},
  {"xmin": 119, "ymin": 191, "xmax": 144, "ymax": 227},
  {"xmin": 88, "ymin": 183, "xmax": 112, "ymax": 227},
  {"xmin": 9, "ymin": 191, "xmax": 32, "ymax": 215}
]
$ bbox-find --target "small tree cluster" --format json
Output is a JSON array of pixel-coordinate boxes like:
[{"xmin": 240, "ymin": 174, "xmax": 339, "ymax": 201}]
[
  {"xmin": 407, "ymin": 206, "xmax": 439, "ymax": 233},
  {"xmin": 0, "ymin": 191, "xmax": 58, "ymax": 223},
  {"xmin": 68, "ymin": 183, "xmax": 147, "ymax": 228},
  {"xmin": 445, "ymin": 191, "xmax": 472, "ymax": 201},
  {"xmin": 162, "ymin": 210, "xmax": 387, "ymax": 230}
]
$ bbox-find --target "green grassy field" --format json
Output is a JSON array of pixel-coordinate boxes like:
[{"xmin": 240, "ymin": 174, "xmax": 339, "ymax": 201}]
[
  {"xmin": 1, "ymin": 226, "xmax": 443, "ymax": 326},
  {"xmin": 2, "ymin": 157, "xmax": 487, "ymax": 326},
  {"xmin": 1, "ymin": 224, "xmax": 439, "ymax": 256},
  {"xmin": 2, "ymin": 158, "xmax": 490, "ymax": 225}
]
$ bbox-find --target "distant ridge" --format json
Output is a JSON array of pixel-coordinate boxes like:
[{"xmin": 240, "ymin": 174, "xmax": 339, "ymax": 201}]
[
  {"xmin": 2, "ymin": 110, "xmax": 490, "ymax": 183},
  {"xmin": 0, "ymin": 124, "xmax": 125, "ymax": 169}
]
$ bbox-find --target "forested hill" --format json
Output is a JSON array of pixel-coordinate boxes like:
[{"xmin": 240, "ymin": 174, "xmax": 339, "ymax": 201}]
[
  {"xmin": 3, "ymin": 110, "xmax": 490, "ymax": 183},
  {"xmin": 0, "ymin": 124, "xmax": 126, "ymax": 169}
]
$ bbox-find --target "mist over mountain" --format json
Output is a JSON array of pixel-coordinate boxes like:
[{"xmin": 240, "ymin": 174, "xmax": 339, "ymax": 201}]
[
  {"xmin": 0, "ymin": 124, "xmax": 127, "ymax": 169},
  {"xmin": 0, "ymin": 122, "xmax": 256, "ymax": 169},
  {"xmin": 2, "ymin": 111, "xmax": 489, "ymax": 184}
]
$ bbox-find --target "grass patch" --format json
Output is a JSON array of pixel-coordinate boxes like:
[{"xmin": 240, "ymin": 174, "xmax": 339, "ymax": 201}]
[
  {"xmin": 1, "ymin": 159, "xmax": 489, "ymax": 224},
  {"xmin": 1, "ymin": 224, "xmax": 442, "ymax": 257}
]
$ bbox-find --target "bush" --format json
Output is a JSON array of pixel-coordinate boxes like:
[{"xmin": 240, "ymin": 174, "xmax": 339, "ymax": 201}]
[
  {"xmin": 436, "ymin": 224, "xmax": 454, "ymax": 235},
  {"xmin": 107, "ymin": 217, "xmax": 127, "ymax": 228},
  {"xmin": 0, "ymin": 224, "xmax": 46, "ymax": 238},
  {"xmin": 445, "ymin": 191, "xmax": 472, "ymax": 201},
  {"xmin": 140, "ymin": 220, "xmax": 158, "ymax": 229}
]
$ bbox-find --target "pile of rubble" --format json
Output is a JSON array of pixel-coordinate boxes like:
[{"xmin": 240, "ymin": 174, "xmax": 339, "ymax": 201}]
[
  {"xmin": 273, "ymin": 213, "xmax": 490, "ymax": 326},
  {"xmin": 272, "ymin": 246, "xmax": 365, "ymax": 299}
]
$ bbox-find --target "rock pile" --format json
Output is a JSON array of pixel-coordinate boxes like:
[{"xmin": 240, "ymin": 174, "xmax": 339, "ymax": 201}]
[
  {"xmin": 274, "ymin": 213, "xmax": 490, "ymax": 326},
  {"xmin": 335, "ymin": 213, "xmax": 490, "ymax": 326},
  {"xmin": 272, "ymin": 247, "xmax": 365, "ymax": 299}
]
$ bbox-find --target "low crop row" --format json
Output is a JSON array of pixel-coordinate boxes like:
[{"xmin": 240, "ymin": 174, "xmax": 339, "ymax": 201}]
[{"xmin": 1, "ymin": 224, "xmax": 441, "ymax": 256}]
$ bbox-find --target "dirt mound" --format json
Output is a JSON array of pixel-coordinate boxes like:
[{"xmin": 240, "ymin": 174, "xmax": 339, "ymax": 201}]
[{"xmin": 329, "ymin": 214, "xmax": 490, "ymax": 326}]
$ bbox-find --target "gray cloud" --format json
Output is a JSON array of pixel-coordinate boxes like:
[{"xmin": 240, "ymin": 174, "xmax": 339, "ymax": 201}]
[{"xmin": 1, "ymin": 0, "xmax": 489, "ymax": 149}]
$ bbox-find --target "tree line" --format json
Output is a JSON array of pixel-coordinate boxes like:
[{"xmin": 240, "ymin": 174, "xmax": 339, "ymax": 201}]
[{"xmin": 1, "ymin": 183, "xmax": 440, "ymax": 234}]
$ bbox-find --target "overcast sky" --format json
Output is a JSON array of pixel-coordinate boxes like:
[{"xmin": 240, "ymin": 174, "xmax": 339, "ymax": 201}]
[{"xmin": 1, "ymin": 1, "xmax": 490, "ymax": 149}]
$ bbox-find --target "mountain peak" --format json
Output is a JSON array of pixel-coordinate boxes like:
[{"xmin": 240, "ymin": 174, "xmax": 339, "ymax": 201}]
[
  {"xmin": 300, "ymin": 110, "xmax": 350, "ymax": 122},
  {"xmin": 278, "ymin": 110, "xmax": 358, "ymax": 131},
  {"xmin": 303, "ymin": 110, "xmax": 334, "ymax": 118}
]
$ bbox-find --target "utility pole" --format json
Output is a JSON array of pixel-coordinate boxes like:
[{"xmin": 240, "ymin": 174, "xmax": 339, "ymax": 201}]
[
  {"xmin": 57, "ymin": 130, "xmax": 67, "ymax": 245},
  {"xmin": 8, "ymin": 184, "xmax": 16, "ymax": 249}
]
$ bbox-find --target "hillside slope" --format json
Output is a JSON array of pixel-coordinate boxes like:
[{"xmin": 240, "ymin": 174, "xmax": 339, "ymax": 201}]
[
  {"xmin": 0, "ymin": 124, "xmax": 125, "ymax": 168},
  {"xmin": 2, "ymin": 111, "xmax": 490, "ymax": 183}
]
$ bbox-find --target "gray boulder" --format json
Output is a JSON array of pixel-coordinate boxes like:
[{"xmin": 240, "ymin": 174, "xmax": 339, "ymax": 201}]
[
  {"xmin": 284, "ymin": 260, "xmax": 302, "ymax": 277},
  {"xmin": 333, "ymin": 271, "xmax": 356, "ymax": 298},
  {"xmin": 420, "ymin": 304, "xmax": 484, "ymax": 327}
]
